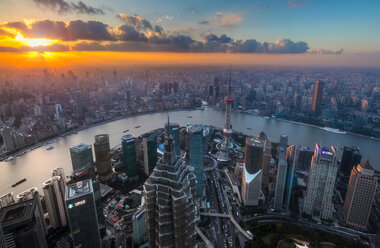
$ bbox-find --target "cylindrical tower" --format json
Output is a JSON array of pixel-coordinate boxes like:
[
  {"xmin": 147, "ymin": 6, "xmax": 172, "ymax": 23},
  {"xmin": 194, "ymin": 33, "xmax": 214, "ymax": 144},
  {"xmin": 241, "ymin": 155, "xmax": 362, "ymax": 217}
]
[{"xmin": 94, "ymin": 134, "xmax": 113, "ymax": 182}]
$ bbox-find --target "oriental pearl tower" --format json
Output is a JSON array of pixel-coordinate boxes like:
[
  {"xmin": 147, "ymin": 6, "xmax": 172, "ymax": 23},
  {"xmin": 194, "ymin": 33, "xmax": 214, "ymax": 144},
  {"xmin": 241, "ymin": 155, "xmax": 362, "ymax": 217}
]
[{"xmin": 223, "ymin": 66, "xmax": 233, "ymax": 147}]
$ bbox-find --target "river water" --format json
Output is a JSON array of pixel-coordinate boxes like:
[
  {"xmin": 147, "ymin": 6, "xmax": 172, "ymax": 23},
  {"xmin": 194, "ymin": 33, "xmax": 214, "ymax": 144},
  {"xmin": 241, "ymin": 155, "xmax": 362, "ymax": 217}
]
[{"xmin": 1, "ymin": 108, "xmax": 379, "ymax": 196}]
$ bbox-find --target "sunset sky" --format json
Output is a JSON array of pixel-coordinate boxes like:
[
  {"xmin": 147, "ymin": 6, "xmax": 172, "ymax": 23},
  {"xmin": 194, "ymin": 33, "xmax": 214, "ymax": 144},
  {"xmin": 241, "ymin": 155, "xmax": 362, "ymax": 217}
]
[{"xmin": 0, "ymin": 0, "xmax": 379, "ymax": 67}]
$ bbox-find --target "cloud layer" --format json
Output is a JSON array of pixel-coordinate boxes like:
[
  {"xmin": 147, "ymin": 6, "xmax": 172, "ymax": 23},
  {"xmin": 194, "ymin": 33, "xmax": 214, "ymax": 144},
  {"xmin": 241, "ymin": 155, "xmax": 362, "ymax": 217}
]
[
  {"xmin": 0, "ymin": 14, "xmax": 343, "ymax": 55},
  {"xmin": 32, "ymin": 0, "xmax": 105, "ymax": 15}
]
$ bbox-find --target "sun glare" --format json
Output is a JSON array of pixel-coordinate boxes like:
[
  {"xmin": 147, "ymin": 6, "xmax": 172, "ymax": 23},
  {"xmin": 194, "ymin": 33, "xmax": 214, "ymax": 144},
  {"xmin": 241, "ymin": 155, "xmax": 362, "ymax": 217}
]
[{"xmin": 14, "ymin": 32, "xmax": 58, "ymax": 47}]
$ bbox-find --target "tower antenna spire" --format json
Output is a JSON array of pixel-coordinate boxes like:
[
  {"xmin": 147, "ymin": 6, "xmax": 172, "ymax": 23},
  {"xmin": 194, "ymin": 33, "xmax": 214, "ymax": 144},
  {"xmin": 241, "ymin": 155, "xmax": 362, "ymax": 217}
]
[{"xmin": 229, "ymin": 64, "xmax": 232, "ymax": 97}]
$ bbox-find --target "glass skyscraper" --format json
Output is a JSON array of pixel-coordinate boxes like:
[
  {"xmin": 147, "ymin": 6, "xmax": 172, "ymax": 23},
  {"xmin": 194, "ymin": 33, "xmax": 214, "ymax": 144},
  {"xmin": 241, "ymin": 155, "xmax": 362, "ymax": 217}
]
[
  {"xmin": 143, "ymin": 133, "xmax": 157, "ymax": 176},
  {"xmin": 69, "ymin": 143, "xmax": 94, "ymax": 171},
  {"xmin": 189, "ymin": 125, "xmax": 204, "ymax": 197},
  {"xmin": 121, "ymin": 134, "xmax": 138, "ymax": 180}
]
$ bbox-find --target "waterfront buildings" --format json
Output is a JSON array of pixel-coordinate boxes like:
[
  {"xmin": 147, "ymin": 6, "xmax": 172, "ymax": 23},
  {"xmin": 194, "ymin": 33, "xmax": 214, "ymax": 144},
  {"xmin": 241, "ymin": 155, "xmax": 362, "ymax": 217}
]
[
  {"xmin": 121, "ymin": 134, "xmax": 138, "ymax": 180},
  {"xmin": 94, "ymin": 134, "xmax": 114, "ymax": 182},
  {"xmin": 16, "ymin": 187, "xmax": 47, "ymax": 235},
  {"xmin": 42, "ymin": 176, "xmax": 67, "ymax": 229},
  {"xmin": 303, "ymin": 144, "xmax": 338, "ymax": 220},
  {"xmin": 189, "ymin": 125, "xmax": 204, "ymax": 197},
  {"xmin": 342, "ymin": 160, "xmax": 378, "ymax": 230},
  {"xmin": 143, "ymin": 121, "xmax": 197, "ymax": 248},
  {"xmin": 143, "ymin": 133, "xmax": 157, "ymax": 176},
  {"xmin": 0, "ymin": 198, "xmax": 47, "ymax": 248},
  {"xmin": 311, "ymin": 80, "xmax": 324, "ymax": 115},
  {"xmin": 65, "ymin": 179, "xmax": 101, "ymax": 248},
  {"xmin": 274, "ymin": 148, "xmax": 287, "ymax": 211},
  {"xmin": 132, "ymin": 207, "xmax": 147, "ymax": 246},
  {"xmin": 69, "ymin": 143, "xmax": 94, "ymax": 171},
  {"xmin": 242, "ymin": 137, "xmax": 264, "ymax": 206}
]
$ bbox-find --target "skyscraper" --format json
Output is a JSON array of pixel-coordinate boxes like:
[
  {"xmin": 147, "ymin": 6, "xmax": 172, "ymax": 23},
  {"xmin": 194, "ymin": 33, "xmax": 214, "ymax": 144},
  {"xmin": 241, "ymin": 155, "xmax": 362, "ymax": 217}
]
[
  {"xmin": 65, "ymin": 179, "xmax": 101, "ymax": 248},
  {"xmin": 342, "ymin": 160, "xmax": 378, "ymax": 230},
  {"xmin": 284, "ymin": 145, "xmax": 297, "ymax": 212},
  {"xmin": 143, "ymin": 133, "xmax": 157, "ymax": 176},
  {"xmin": 303, "ymin": 144, "xmax": 338, "ymax": 220},
  {"xmin": 165, "ymin": 122, "xmax": 181, "ymax": 157},
  {"xmin": 143, "ymin": 119, "xmax": 197, "ymax": 248},
  {"xmin": 189, "ymin": 125, "xmax": 204, "ymax": 197},
  {"xmin": 70, "ymin": 143, "xmax": 94, "ymax": 171},
  {"xmin": 223, "ymin": 68, "xmax": 233, "ymax": 147},
  {"xmin": 43, "ymin": 176, "xmax": 67, "ymax": 229},
  {"xmin": 311, "ymin": 80, "xmax": 324, "ymax": 115},
  {"xmin": 121, "ymin": 134, "xmax": 138, "ymax": 180},
  {"xmin": 340, "ymin": 146, "xmax": 361, "ymax": 178},
  {"xmin": 242, "ymin": 137, "xmax": 264, "ymax": 206},
  {"xmin": 17, "ymin": 187, "xmax": 47, "ymax": 235},
  {"xmin": 132, "ymin": 207, "xmax": 147, "ymax": 246},
  {"xmin": 256, "ymin": 132, "xmax": 271, "ymax": 187},
  {"xmin": 0, "ymin": 198, "xmax": 47, "ymax": 248},
  {"xmin": 274, "ymin": 148, "xmax": 287, "ymax": 211},
  {"xmin": 296, "ymin": 146, "xmax": 314, "ymax": 171},
  {"xmin": 94, "ymin": 134, "xmax": 113, "ymax": 182}
]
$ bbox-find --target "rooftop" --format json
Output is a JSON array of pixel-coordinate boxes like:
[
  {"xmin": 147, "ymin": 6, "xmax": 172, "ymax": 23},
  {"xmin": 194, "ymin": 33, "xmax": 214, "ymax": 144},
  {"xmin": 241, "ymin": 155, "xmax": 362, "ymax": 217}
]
[
  {"xmin": 0, "ymin": 198, "xmax": 36, "ymax": 228},
  {"xmin": 70, "ymin": 143, "xmax": 91, "ymax": 152},
  {"xmin": 121, "ymin": 134, "xmax": 135, "ymax": 141},
  {"xmin": 67, "ymin": 179, "xmax": 93, "ymax": 200}
]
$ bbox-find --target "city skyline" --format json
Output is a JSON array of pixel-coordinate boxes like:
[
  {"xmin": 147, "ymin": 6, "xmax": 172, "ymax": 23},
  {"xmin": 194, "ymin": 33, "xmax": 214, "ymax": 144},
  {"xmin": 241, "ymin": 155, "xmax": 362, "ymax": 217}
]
[{"xmin": 0, "ymin": 0, "xmax": 380, "ymax": 67}]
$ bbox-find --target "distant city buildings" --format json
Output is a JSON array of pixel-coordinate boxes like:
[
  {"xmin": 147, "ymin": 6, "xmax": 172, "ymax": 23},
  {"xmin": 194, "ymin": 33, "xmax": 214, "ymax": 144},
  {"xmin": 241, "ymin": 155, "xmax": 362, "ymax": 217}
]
[
  {"xmin": 94, "ymin": 134, "xmax": 114, "ymax": 182},
  {"xmin": 143, "ymin": 121, "xmax": 196, "ymax": 248},
  {"xmin": 343, "ymin": 160, "xmax": 378, "ymax": 230},
  {"xmin": 311, "ymin": 80, "xmax": 324, "ymax": 115},
  {"xmin": 65, "ymin": 179, "xmax": 101, "ymax": 248},
  {"xmin": 303, "ymin": 144, "xmax": 338, "ymax": 220}
]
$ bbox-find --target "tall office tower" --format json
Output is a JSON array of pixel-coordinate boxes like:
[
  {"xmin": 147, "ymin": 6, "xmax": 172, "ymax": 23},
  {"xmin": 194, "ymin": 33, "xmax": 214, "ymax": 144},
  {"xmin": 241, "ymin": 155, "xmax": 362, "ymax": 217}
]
[
  {"xmin": 311, "ymin": 80, "xmax": 324, "ymax": 115},
  {"xmin": 143, "ymin": 133, "xmax": 157, "ymax": 176},
  {"xmin": 303, "ymin": 144, "xmax": 338, "ymax": 220},
  {"xmin": 132, "ymin": 207, "xmax": 147, "ymax": 246},
  {"xmin": 17, "ymin": 188, "xmax": 47, "ymax": 235},
  {"xmin": 256, "ymin": 131, "xmax": 270, "ymax": 187},
  {"xmin": 342, "ymin": 160, "xmax": 378, "ymax": 230},
  {"xmin": 73, "ymin": 91, "xmax": 83, "ymax": 116},
  {"xmin": 189, "ymin": 125, "xmax": 204, "ymax": 197},
  {"xmin": 94, "ymin": 134, "xmax": 113, "ymax": 182},
  {"xmin": 65, "ymin": 179, "xmax": 101, "ymax": 248},
  {"xmin": 1, "ymin": 126, "xmax": 14, "ymax": 152},
  {"xmin": 70, "ymin": 143, "xmax": 94, "ymax": 171},
  {"xmin": 284, "ymin": 145, "xmax": 297, "ymax": 211},
  {"xmin": 242, "ymin": 137, "xmax": 264, "ymax": 206},
  {"xmin": 0, "ymin": 223, "xmax": 4, "ymax": 248},
  {"xmin": 0, "ymin": 198, "xmax": 48, "ymax": 248},
  {"xmin": 121, "ymin": 134, "xmax": 138, "ymax": 180},
  {"xmin": 208, "ymin": 85, "xmax": 214, "ymax": 96},
  {"xmin": 279, "ymin": 134, "xmax": 288, "ymax": 149},
  {"xmin": 274, "ymin": 148, "xmax": 287, "ymax": 211},
  {"xmin": 43, "ymin": 176, "xmax": 67, "ymax": 229},
  {"xmin": 296, "ymin": 146, "xmax": 314, "ymax": 171},
  {"xmin": 294, "ymin": 92, "xmax": 301, "ymax": 111},
  {"xmin": 0, "ymin": 193, "xmax": 15, "ymax": 208},
  {"xmin": 143, "ymin": 120, "xmax": 197, "ymax": 248},
  {"xmin": 223, "ymin": 68, "xmax": 233, "ymax": 147},
  {"xmin": 340, "ymin": 146, "xmax": 361, "ymax": 178},
  {"xmin": 165, "ymin": 122, "xmax": 181, "ymax": 157}
]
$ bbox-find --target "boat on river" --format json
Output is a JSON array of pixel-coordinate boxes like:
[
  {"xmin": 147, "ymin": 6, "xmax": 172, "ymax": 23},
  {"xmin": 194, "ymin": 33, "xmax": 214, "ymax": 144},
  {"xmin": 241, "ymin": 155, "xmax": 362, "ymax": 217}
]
[
  {"xmin": 12, "ymin": 178, "xmax": 26, "ymax": 187},
  {"xmin": 320, "ymin": 127, "xmax": 346, "ymax": 134}
]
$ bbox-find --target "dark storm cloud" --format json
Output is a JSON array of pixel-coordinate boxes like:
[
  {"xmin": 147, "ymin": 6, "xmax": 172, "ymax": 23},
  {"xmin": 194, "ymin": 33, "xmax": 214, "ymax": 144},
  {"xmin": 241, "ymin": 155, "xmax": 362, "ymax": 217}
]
[
  {"xmin": 117, "ymin": 25, "xmax": 147, "ymax": 41},
  {"xmin": 2, "ymin": 21, "xmax": 29, "ymax": 33},
  {"xmin": 67, "ymin": 20, "xmax": 114, "ymax": 41},
  {"xmin": 32, "ymin": 0, "xmax": 105, "ymax": 15}
]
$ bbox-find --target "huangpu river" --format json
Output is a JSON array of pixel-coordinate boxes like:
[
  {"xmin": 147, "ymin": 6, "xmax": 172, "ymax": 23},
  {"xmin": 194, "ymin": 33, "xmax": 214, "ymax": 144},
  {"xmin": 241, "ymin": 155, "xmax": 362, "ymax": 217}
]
[{"xmin": 1, "ymin": 108, "xmax": 379, "ymax": 196}]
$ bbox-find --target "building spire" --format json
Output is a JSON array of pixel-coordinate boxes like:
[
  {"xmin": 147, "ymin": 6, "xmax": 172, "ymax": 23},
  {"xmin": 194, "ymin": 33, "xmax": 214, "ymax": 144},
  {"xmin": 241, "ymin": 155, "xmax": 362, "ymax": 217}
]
[{"xmin": 229, "ymin": 64, "xmax": 232, "ymax": 97}]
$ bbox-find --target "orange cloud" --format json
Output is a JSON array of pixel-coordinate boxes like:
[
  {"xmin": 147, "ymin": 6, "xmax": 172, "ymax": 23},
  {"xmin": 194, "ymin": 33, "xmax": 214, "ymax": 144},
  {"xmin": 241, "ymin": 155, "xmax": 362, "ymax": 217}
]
[{"xmin": 219, "ymin": 13, "xmax": 245, "ymax": 27}]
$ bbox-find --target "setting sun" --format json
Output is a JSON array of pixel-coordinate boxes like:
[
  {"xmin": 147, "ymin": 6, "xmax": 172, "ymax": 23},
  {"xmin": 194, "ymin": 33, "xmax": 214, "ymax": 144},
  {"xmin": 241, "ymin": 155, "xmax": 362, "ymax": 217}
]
[{"xmin": 14, "ymin": 32, "xmax": 58, "ymax": 47}]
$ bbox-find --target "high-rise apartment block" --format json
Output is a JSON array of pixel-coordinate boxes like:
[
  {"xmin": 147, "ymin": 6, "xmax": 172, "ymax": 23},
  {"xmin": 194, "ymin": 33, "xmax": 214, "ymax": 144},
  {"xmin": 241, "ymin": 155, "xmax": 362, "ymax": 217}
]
[
  {"xmin": 43, "ymin": 176, "xmax": 67, "ymax": 229},
  {"xmin": 303, "ymin": 144, "xmax": 338, "ymax": 220},
  {"xmin": 143, "ymin": 121, "xmax": 196, "ymax": 248},
  {"xmin": 342, "ymin": 160, "xmax": 377, "ymax": 230}
]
